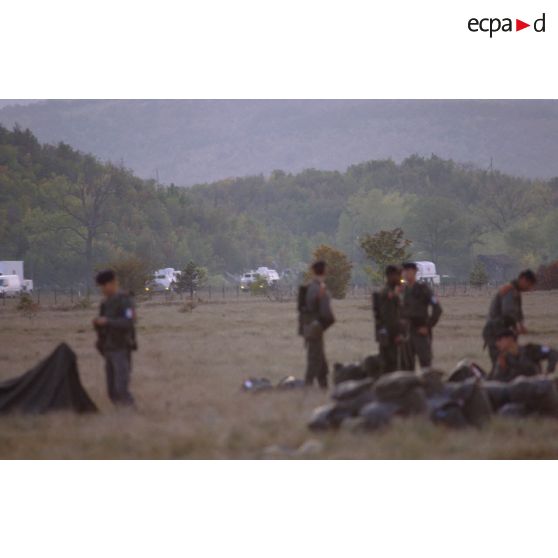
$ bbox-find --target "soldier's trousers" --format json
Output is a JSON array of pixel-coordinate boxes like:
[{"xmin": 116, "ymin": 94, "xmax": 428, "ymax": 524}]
[
  {"xmin": 380, "ymin": 343, "xmax": 399, "ymax": 373},
  {"xmin": 401, "ymin": 330, "xmax": 432, "ymax": 371},
  {"xmin": 105, "ymin": 350, "xmax": 135, "ymax": 406},
  {"xmin": 305, "ymin": 337, "xmax": 329, "ymax": 389}
]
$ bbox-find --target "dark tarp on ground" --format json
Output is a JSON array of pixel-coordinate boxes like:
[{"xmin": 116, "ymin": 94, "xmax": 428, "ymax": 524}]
[{"xmin": 0, "ymin": 343, "xmax": 97, "ymax": 414}]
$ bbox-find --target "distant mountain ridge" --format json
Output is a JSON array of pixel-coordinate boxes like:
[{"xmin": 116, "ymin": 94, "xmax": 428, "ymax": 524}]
[{"xmin": 1, "ymin": 99, "xmax": 557, "ymax": 185}]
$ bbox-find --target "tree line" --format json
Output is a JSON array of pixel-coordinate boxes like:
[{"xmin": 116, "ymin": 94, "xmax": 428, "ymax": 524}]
[{"xmin": 1, "ymin": 125, "xmax": 557, "ymax": 288}]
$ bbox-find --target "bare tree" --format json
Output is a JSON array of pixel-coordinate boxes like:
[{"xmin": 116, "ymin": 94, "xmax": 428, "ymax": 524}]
[{"xmin": 43, "ymin": 168, "xmax": 117, "ymax": 292}]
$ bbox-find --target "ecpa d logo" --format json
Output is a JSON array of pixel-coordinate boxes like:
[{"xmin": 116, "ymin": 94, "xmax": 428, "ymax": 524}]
[{"xmin": 468, "ymin": 13, "xmax": 546, "ymax": 37}]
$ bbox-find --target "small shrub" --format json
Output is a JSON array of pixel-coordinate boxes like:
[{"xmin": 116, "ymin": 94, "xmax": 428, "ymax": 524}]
[
  {"xmin": 249, "ymin": 276, "xmax": 269, "ymax": 296},
  {"xmin": 470, "ymin": 261, "xmax": 489, "ymax": 287},
  {"xmin": 17, "ymin": 293, "xmax": 40, "ymax": 318}
]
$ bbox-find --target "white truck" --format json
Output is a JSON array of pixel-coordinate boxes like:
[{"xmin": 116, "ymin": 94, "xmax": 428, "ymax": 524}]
[
  {"xmin": 415, "ymin": 261, "xmax": 441, "ymax": 286},
  {"xmin": 240, "ymin": 267, "xmax": 280, "ymax": 290},
  {"xmin": 0, "ymin": 275, "xmax": 23, "ymax": 297},
  {"xmin": 0, "ymin": 261, "xmax": 33, "ymax": 295}
]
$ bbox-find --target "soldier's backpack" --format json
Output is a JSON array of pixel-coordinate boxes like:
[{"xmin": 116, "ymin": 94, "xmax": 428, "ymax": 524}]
[
  {"xmin": 241, "ymin": 377, "xmax": 273, "ymax": 393},
  {"xmin": 357, "ymin": 401, "xmax": 397, "ymax": 430},
  {"xmin": 332, "ymin": 378, "xmax": 375, "ymax": 401},
  {"xmin": 308, "ymin": 402, "xmax": 354, "ymax": 430},
  {"xmin": 448, "ymin": 359, "xmax": 487, "ymax": 382},
  {"xmin": 483, "ymin": 381, "xmax": 511, "ymax": 411},
  {"xmin": 374, "ymin": 371, "xmax": 428, "ymax": 416},
  {"xmin": 444, "ymin": 379, "xmax": 492, "ymax": 428},
  {"xmin": 429, "ymin": 398, "xmax": 469, "ymax": 429},
  {"xmin": 509, "ymin": 376, "xmax": 558, "ymax": 416},
  {"xmin": 276, "ymin": 376, "xmax": 306, "ymax": 390},
  {"xmin": 333, "ymin": 362, "xmax": 368, "ymax": 384},
  {"xmin": 362, "ymin": 354, "xmax": 384, "ymax": 381}
]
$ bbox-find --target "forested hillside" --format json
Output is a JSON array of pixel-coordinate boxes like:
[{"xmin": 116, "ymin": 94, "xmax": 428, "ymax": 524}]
[
  {"xmin": 2, "ymin": 100, "xmax": 558, "ymax": 185},
  {"xmin": 1, "ymin": 125, "xmax": 557, "ymax": 287}
]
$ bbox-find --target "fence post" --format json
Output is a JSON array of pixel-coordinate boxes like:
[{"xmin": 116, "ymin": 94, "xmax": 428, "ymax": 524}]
[
  {"xmin": 54, "ymin": 288, "xmax": 57, "ymax": 305},
  {"xmin": 208, "ymin": 285, "xmax": 212, "ymax": 299},
  {"xmin": 222, "ymin": 284, "xmax": 225, "ymax": 298}
]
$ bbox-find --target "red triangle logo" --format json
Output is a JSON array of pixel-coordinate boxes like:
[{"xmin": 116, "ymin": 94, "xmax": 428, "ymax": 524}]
[{"xmin": 516, "ymin": 19, "xmax": 530, "ymax": 31}]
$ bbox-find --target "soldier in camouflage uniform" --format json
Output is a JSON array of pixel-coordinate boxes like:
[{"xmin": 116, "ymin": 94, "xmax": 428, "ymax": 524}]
[
  {"xmin": 93, "ymin": 269, "xmax": 137, "ymax": 407},
  {"xmin": 299, "ymin": 260, "xmax": 335, "ymax": 389},
  {"xmin": 482, "ymin": 269, "xmax": 537, "ymax": 369},
  {"xmin": 373, "ymin": 265, "xmax": 404, "ymax": 373},
  {"xmin": 491, "ymin": 328, "xmax": 558, "ymax": 382},
  {"xmin": 400, "ymin": 262, "xmax": 442, "ymax": 371}
]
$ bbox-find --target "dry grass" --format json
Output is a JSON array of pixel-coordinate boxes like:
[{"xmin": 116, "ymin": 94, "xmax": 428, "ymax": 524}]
[{"xmin": 0, "ymin": 290, "xmax": 557, "ymax": 459}]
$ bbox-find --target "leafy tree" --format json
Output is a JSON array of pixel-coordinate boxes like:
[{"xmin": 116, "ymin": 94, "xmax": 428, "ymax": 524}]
[
  {"xmin": 307, "ymin": 244, "xmax": 352, "ymax": 299},
  {"xmin": 359, "ymin": 228, "xmax": 412, "ymax": 284},
  {"xmin": 106, "ymin": 256, "xmax": 152, "ymax": 295},
  {"xmin": 336, "ymin": 189, "xmax": 412, "ymax": 260},
  {"xmin": 406, "ymin": 197, "xmax": 471, "ymax": 273},
  {"xmin": 469, "ymin": 261, "xmax": 488, "ymax": 287},
  {"xmin": 176, "ymin": 261, "xmax": 208, "ymax": 297}
]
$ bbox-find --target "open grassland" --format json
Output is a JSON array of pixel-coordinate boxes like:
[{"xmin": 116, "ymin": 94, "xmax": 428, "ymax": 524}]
[{"xmin": 0, "ymin": 290, "xmax": 557, "ymax": 459}]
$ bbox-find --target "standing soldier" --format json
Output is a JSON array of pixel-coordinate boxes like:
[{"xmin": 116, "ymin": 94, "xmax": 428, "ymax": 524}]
[
  {"xmin": 299, "ymin": 260, "xmax": 335, "ymax": 389},
  {"xmin": 93, "ymin": 269, "xmax": 137, "ymax": 407},
  {"xmin": 482, "ymin": 269, "xmax": 537, "ymax": 369},
  {"xmin": 373, "ymin": 265, "xmax": 404, "ymax": 373},
  {"xmin": 400, "ymin": 262, "xmax": 442, "ymax": 372}
]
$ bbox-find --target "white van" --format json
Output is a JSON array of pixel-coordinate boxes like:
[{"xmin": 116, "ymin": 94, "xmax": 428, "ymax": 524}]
[
  {"xmin": 415, "ymin": 261, "xmax": 441, "ymax": 286},
  {"xmin": 240, "ymin": 267, "xmax": 280, "ymax": 290},
  {"xmin": 146, "ymin": 268, "xmax": 176, "ymax": 293},
  {"xmin": 0, "ymin": 274, "xmax": 22, "ymax": 297}
]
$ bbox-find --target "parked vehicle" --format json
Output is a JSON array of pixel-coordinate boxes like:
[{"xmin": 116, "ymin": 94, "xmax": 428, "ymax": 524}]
[
  {"xmin": 415, "ymin": 261, "xmax": 441, "ymax": 285},
  {"xmin": 0, "ymin": 261, "xmax": 24, "ymax": 282},
  {"xmin": 240, "ymin": 267, "xmax": 280, "ymax": 290},
  {"xmin": 22, "ymin": 279, "xmax": 34, "ymax": 293},
  {"xmin": 145, "ymin": 268, "xmax": 176, "ymax": 293},
  {"xmin": 0, "ymin": 261, "xmax": 34, "ymax": 294},
  {"xmin": 0, "ymin": 274, "xmax": 23, "ymax": 297}
]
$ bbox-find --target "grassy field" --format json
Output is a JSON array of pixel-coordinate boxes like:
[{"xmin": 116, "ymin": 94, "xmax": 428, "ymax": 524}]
[{"xmin": 0, "ymin": 290, "xmax": 557, "ymax": 459}]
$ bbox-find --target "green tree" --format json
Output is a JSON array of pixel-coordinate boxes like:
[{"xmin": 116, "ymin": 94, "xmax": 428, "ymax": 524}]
[
  {"xmin": 469, "ymin": 261, "xmax": 488, "ymax": 287},
  {"xmin": 406, "ymin": 196, "xmax": 473, "ymax": 275},
  {"xmin": 176, "ymin": 261, "xmax": 208, "ymax": 298},
  {"xmin": 105, "ymin": 255, "xmax": 152, "ymax": 295},
  {"xmin": 307, "ymin": 244, "xmax": 352, "ymax": 299},
  {"xmin": 359, "ymin": 228, "xmax": 412, "ymax": 285}
]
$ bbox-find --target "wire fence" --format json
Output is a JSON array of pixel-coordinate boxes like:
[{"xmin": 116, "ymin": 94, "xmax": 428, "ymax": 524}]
[{"xmin": 0, "ymin": 281, "xmax": 497, "ymax": 311}]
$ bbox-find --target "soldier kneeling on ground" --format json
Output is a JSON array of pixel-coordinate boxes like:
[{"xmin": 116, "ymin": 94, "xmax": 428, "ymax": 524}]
[
  {"xmin": 298, "ymin": 260, "xmax": 335, "ymax": 389},
  {"xmin": 482, "ymin": 269, "xmax": 537, "ymax": 371},
  {"xmin": 93, "ymin": 269, "xmax": 138, "ymax": 407},
  {"xmin": 490, "ymin": 328, "xmax": 558, "ymax": 383}
]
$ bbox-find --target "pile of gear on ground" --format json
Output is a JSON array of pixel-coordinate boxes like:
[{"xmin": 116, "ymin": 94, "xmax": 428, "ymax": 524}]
[
  {"xmin": 242, "ymin": 354, "xmax": 558, "ymax": 431},
  {"xmin": 307, "ymin": 356, "xmax": 558, "ymax": 431}
]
